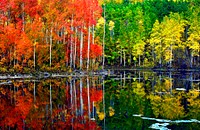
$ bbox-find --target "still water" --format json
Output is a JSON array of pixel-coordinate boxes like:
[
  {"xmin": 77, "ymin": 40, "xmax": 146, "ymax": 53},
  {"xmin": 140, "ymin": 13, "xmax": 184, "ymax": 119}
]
[{"xmin": 0, "ymin": 70, "xmax": 200, "ymax": 130}]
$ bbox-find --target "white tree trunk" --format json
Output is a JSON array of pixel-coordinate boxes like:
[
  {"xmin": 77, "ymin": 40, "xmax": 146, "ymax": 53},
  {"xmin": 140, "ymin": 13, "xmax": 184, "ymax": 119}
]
[
  {"xmin": 87, "ymin": 26, "xmax": 91, "ymax": 71},
  {"xmin": 34, "ymin": 40, "xmax": 36, "ymax": 69},
  {"xmin": 80, "ymin": 27, "xmax": 83, "ymax": 70},
  {"xmin": 170, "ymin": 44, "xmax": 172, "ymax": 68},
  {"xmin": 50, "ymin": 28, "xmax": 53, "ymax": 67},
  {"xmin": 190, "ymin": 51, "xmax": 193, "ymax": 68},
  {"xmin": 73, "ymin": 27, "xmax": 77, "ymax": 69},
  {"xmin": 22, "ymin": 3, "xmax": 25, "ymax": 32},
  {"xmin": 123, "ymin": 50, "xmax": 126, "ymax": 67},
  {"xmin": 70, "ymin": 15, "xmax": 74, "ymax": 68},
  {"xmin": 102, "ymin": 4, "xmax": 106, "ymax": 70}
]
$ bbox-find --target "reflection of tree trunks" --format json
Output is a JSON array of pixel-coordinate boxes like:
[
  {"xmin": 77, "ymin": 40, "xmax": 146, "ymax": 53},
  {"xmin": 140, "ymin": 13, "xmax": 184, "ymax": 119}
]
[
  {"xmin": 170, "ymin": 71, "xmax": 172, "ymax": 94},
  {"xmin": 139, "ymin": 71, "xmax": 141, "ymax": 82},
  {"xmin": 73, "ymin": 79, "xmax": 77, "ymax": 116},
  {"xmin": 92, "ymin": 77, "xmax": 95, "ymax": 119},
  {"xmin": 87, "ymin": 77, "xmax": 91, "ymax": 119},
  {"xmin": 23, "ymin": 119, "xmax": 25, "ymax": 130},
  {"xmin": 123, "ymin": 71, "xmax": 126, "ymax": 87},
  {"xmin": 190, "ymin": 72, "xmax": 193, "ymax": 90},
  {"xmin": 70, "ymin": 80, "xmax": 73, "ymax": 111},
  {"xmin": 80, "ymin": 78, "xmax": 83, "ymax": 116},
  {"xmin": 92, "ymin": 101, "xmax": 95, "ymax": 119},
  {"xmin": 70, "ymin": 79, "xmax": 75, "ymax": 126},
  {"xmin": 152, "ymin": 73, "xmax": 155, "ymax": 92},
  {"xmin": 10, "ymin": 86, "xmax": 12, "ymax": 104},
  {"xmin": 120, "ymin": 73, "xmax": 122, "ymax": 86},
  {"xmin": 50, "ymin": 82, "xmax": 52, "ymax": 123},
  {"xmin": 34, "ymin": 80, "xmax": 36, "ymax": 102},
  {"xmin": 14, "ymin": 85, "xmax": 16, "ymax": 105},
  {"xmin": 102, "ymin": 77, "xmax": 106, "ymax": 129}
]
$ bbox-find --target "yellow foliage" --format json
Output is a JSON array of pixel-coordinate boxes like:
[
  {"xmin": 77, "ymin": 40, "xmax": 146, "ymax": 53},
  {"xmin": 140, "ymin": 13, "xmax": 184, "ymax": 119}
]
[
  {"xmin": 148, "ymin": 95, "xmax": 162, "ymax": 117},
  {"xmin": 130, "ymin": 0, "xmax": 144, "ymax": 4},
  {"xmin": 38, "ymin": 0, "xmax": 41, "ymax": 5},
  {"xmin": 98, "ymin": 0, "xmax": 110, "ymax": 5},
  {"xmin": 164, "ymin": 79, "xmax": 172, "ymax": 91},
  {"xmin": 164, "ymin": 50, "xmax": 172, "ymax": 62},
  {"xmin": 96, "ymin": 17, "xmax": 105, "ymax": 29},
  {"xmin": 115, "ymin": 0, "xmax": 123, "ymax": 4},
  {"xmin": 132, "ymin": 82, "xmax": 145, "ymax": 96},
  {"xmin": 109, "ymin": 107, "xmax": 115, "ymax": 116},
  {"xmin": 149, "ymin": 94, "xmax": 184, "ymax": 120},
  {"xmin": 97, "ymin": 112, "xmax": 105, "ymax": 120},
  {"xmin": 108, "ymin": 20, "xmax": 115, "ymax": 31}
]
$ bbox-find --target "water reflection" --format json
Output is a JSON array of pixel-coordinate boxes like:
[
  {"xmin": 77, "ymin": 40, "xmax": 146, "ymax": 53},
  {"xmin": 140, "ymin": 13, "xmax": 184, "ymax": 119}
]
[
  {"xmin": 104, "ymin": 71, "xmax": 200, "ymax": 130},
  {"xmin": 0, "ymin": 71, "xmax": 200, "ymax": 129},
  {"xmin": 0, "ymin": 77, "xmax": 104, "ymax": 129}
]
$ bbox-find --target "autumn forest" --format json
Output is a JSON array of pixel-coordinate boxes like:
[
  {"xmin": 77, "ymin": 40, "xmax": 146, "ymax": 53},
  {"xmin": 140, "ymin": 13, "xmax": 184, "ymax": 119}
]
[
  {"xmin": 0, "ymin": 0, "xmax": 200, "ymax": 73},
  {"xmin": 1, "ymin": 0, "xmax": 200, "ymax": 129}
]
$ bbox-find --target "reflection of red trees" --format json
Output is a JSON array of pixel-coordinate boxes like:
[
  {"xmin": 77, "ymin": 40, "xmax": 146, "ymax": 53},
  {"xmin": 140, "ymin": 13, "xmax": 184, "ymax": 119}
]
[
  {"xmin": 52, "ymin": 117, "xmax": 101, "ymax": 130},
  {"xmin": 0, "ymin": 79, "xmax": 103, "ymax": 129},
  {"xmin": 64, "ymin": 81, "xmax": 103, "ymax": 129},
  {"xmin": 0, "ymin": 91, "xmax": 32, "ymax": 129},
  {"xmin": 90, "ymin": 88, "xmax": 103, "ymax": 102}
]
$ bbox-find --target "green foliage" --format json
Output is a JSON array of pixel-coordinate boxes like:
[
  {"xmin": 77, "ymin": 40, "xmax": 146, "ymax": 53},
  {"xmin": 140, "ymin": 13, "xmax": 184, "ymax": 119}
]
[{"xmin": 103, "ymin": 0, "xmax": 200, "ymax": 68}]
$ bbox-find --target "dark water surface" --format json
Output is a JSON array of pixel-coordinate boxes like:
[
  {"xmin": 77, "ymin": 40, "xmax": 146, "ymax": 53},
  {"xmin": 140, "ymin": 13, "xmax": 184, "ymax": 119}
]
[{"xmin": 0, "ymin": 70, "xmax": 200, "ymax": 130}]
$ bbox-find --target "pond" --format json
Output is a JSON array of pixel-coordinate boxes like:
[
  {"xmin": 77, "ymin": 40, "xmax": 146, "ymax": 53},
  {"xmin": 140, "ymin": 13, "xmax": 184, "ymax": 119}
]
[{"xmin": 0, "ymin": 70, "xmax": 200, "ymax": 129}]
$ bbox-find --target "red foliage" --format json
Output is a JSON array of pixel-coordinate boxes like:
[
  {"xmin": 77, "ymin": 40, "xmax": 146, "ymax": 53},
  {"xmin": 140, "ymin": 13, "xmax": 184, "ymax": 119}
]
[
  {"xmin": 0, "ymin": 95, "xmax": 32, "ymax": 129},
  {"xmin": 90, "ymin": 44, "xmax": 103, "ymax": 58}
]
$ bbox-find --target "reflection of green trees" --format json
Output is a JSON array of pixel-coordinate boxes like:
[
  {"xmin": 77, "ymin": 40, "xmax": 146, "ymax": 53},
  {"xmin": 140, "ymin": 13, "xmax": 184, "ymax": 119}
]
[
  {"xmin": 0, "ymin": 74, "xmax": 200, "ymax": 129},
  {"xmin": 104, "ymin": 73, "xmax": 200, "ymax": 129},
  {"xmin": 104, "ymin": 78, "xmax": 152, "ymax": 129}
]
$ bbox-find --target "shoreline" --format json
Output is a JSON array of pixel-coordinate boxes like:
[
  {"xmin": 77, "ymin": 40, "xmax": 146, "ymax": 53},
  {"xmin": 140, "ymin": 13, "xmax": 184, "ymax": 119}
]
[{"xmin": 0, "ymin": 67, "xmax": 200, "ymax": 80}]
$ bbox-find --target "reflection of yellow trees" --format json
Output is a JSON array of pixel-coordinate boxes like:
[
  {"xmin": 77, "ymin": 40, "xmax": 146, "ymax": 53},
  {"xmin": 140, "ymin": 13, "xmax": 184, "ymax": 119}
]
[
  {"xmin": 187, "ymin": 90, "xmax": 200, "ymax": 119},
  {"xmin": 154, "ymin": 78, "xmax": 172, "ymax": 93},
  {"xmin": 109, "ymin": 106, "xmax": 115, "ymax": 117},
  {"xmin": 132, "ymin": 81, "xmax": 145, "ymax": 114},
  {"xmin": 149, "ymin": 94, "xmax": 184, "ymax": 120},
  {"xmin": 133, "ymin": 82, "xmax": 145, "ymax": 97},
  {"xmin": 95, "ymin": 101, "xmax": 105, "ymax": 120}
]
